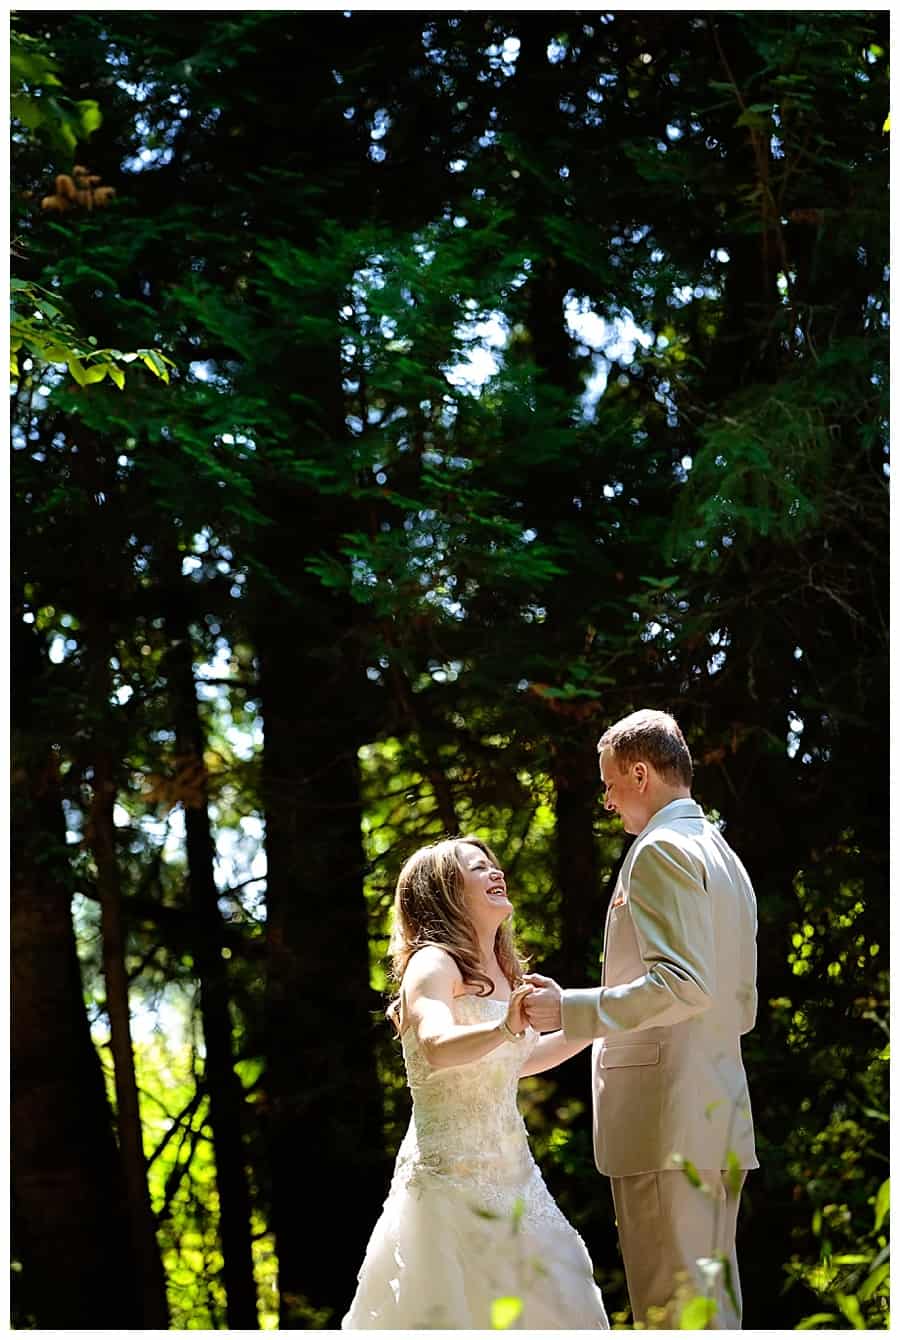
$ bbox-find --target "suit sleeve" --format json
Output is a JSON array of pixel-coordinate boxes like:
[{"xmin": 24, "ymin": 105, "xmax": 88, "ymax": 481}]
[{"xmin": 561, "ymin": 837, "xmax": 715, "ymax": 1040}]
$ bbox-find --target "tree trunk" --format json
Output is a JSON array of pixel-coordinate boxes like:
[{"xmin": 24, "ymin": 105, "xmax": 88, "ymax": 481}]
[
  {"xmin": 164, "ymin": 592, "xmax": 260, "ymax": 1329},
  {"xmin": 250, "ymin": 219, "xmax": 387, "ymax": 1322},
  {"xmin": 87, "ymin": 637, "xmax": 171, "ymax": 1330},
  {"xmin": 12, "ymin": 627, "xmax": 143, "ymax": 1328},
  {"xmin": 91, "ymin": 750, "xmax": 171, "ymax": 1328},
  {"xmin": 257, "ymin": 570, "xmax": 387, "ymax": 1326},
  {"xmin": 552, "ymin": 739, "xmax": 604, "ymax": 985}
]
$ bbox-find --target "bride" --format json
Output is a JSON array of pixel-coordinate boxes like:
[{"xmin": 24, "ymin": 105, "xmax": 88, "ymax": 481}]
[{"xmin": 342, "ymin": 836, "xmax": 609, "ymax": 1330}]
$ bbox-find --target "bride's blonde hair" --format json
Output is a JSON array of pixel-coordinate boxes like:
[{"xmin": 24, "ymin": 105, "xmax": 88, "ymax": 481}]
[{"xmin": 386, "ymin": 835, "xmax": 527, "ymax": 1029}]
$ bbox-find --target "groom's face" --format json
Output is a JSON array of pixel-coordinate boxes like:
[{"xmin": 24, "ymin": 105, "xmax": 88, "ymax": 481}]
[{"xmin": 599, "ymin": 748, "xmax": 648, "ymax": 835}]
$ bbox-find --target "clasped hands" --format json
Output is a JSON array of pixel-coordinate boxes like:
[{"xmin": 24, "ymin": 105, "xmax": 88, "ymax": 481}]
[{"xmin": 505, "ymin": 972, "xmax": 564, "ymax": 1034}]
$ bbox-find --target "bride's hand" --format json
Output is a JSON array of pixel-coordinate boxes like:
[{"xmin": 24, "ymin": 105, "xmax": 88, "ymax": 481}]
[{"xmin": 505, "ymin": 983, "xmax": 534, "ymax": 1035}]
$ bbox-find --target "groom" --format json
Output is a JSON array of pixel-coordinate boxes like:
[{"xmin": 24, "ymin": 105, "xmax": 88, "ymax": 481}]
[{"xmin": 524, "ymin": 709, "xmax": 758, "ymax": 1329}]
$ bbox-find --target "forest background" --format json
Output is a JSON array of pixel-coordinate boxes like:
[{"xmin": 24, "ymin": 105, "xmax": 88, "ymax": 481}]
[{"xmin": 11, "ymin": 8, "xmax": 889, "ymax": 1332}]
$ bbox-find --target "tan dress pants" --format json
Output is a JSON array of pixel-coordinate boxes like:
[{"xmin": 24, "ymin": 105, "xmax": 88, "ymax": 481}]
[{"xmin": 610, "ymin": 1169, "xmax": 746, "ymax": 1329}]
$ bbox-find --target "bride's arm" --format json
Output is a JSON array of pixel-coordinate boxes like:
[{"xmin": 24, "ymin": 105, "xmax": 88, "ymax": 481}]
[
  {"xmin": 405, "ymin": 947, "xmax": 531, "ymax": 1070},
  {"xmin": 518, "ymin": 1031, "xmax": 591, "ymax": 1078}
]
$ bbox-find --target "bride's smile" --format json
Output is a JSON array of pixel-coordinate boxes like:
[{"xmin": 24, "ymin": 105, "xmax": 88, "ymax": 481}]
[{"xmin": 459, "ymin": 844, "xmax": 513, "ymax": 923}]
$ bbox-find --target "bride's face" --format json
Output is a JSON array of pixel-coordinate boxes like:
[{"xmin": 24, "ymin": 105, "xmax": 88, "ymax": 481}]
[{"xmin": 456, "ymin": 842, "xmax": 512, "ymax": 929}]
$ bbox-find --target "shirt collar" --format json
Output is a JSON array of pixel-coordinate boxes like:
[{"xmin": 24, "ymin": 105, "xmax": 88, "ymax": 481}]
[{"xmin": 636, "ymin": 796, "xmax": 703, "ymax": 840}]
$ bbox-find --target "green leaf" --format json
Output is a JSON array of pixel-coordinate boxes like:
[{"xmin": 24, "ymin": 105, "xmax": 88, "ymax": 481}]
[
  {"xmin": 43, "ymin": 346, "xmax": 71, "ymax": 365},
  {"xmin": 796, "ymin": 1313, "xmax": 839, "ymax": 1329},
  {"xmin": 75, "ymin": 98, "xmax": 102, "ymax": 135},
  {"xmin": 857, "ymin": 1262, "xmax": 890, "ymax": 1301},
  {"xmin": 10, "ymin": 43, "xmax": 63, "ymax": 88},
  {"xmin": 858, "ymin": 1105, "xmax": 889, "ymax": 1122},
  {"xmin": 834, "ymin": 1293, "xmax": 866, "ymax": 1329},
  {"xmin": 672, "ymin": 1155, "xmax": 704, "ymax": 1189},
  {"xmin": 679, "ymin": 1296, "xmax": 717, "ymax": 1328},
  {"xmin": 721, "ymin": 1256, "xmax": 739, "ymax": 1318},
  {"xmin": 141, "ymin": 349, "xmax": 171, "ymax": 383},
  {"xmin": 10, "ymin": 95, "xmax": 47, "ymax": 131},
  {"xmin": 735, "ymin": 109, "xmax": 770, "ymax": 130},
  {"xmin": 306, "ymin": 553, "xmax": 351, "ymax": 591},
  {"xmin": 884, "ymin": 114, "xmax": 891, "ymax": 133},
  {"xmin": 491, "ymin": 1296, "xmax": 523, "ymax": 1329},
  {"xmin": 45, "ymin": 98, "xmax": 79, "ymax": 154},
  {"xmin": 81, "ymin": 364, "xmax": 109, "ymax": 384},
  {"xmin": 640, "ymin": 575, "xmax": 680, "ymax": 589},
  {"xmin": 66, "ymin": 356, "xmax": 87, "ymax": 386},
  {"xmin": 726, "ymin": 1150, "xmax": 743, "ymax": 1197},
  {"xmin": 107, "ymin": 363, "xmax": 125, "ymax": 390},
  {"xmin": 873, "ymin": 1178, "xmax": 889, "ymax": 1231}
]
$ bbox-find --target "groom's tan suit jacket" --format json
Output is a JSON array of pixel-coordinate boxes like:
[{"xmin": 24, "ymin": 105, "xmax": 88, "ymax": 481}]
[{"xmin": 562, "ymin": 799, "xmax": 758, "ymax": 1177}]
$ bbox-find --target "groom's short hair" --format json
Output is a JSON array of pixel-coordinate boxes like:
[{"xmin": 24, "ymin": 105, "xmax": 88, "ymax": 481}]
[{"xmin": 598, "ymin": 709, "xmax": 693, "ymax": 787}]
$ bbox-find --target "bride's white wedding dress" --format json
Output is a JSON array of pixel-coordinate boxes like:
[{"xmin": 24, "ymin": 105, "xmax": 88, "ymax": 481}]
[{"xmin": 343, "ymin": 993, "xmax": 609, "ymax": 1329}]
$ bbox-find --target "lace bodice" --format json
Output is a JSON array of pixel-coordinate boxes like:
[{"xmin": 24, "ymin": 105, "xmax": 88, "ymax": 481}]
[{"xmin": 392, "ymin": 995, "xmax": 540, "ymax": 1214}]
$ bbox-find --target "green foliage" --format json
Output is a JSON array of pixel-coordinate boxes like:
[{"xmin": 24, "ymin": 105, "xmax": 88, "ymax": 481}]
[
  {"xmin": 793, "ymin": 1207, "xmax": 889, "ymax": 1330},
  {"xmin": 11, "ymin": 26, "xmax": 101, "ymax": 155},
  {"xmin": 11, "ymin": 278, "xmax": 174, "ymax": 386},
  {"xmin": 788, "ymin": 1140, "xmax": 889, "ymax": 1328},
  {"xmin": 671, "ymin": 338, "xmax": 886, "ymax": 565},
  {"xmin": 10, "ymin": 26, "xmax": 176, "ymax": 390}
]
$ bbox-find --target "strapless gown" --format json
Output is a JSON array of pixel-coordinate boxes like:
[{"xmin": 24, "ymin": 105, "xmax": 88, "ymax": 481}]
[{"xmin": 342, "ymin": 993, "xmax": 609, "ymax": 1329}]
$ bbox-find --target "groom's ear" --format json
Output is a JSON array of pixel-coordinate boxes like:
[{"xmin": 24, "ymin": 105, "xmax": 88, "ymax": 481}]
[{"xmin": 633, "ymin": 761, "xmax": 648, "ymax": 788}]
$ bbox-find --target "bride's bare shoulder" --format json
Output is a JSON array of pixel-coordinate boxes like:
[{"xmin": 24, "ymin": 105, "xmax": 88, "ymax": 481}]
[{"xmin": 403, "ymin": 945, "xmax": 463, "ymax": 993}]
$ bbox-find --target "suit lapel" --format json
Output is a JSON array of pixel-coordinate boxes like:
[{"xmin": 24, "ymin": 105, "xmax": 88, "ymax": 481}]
[
  {"xmin": 600, "ymin": 836, "xmax": 635, "ymax": 986},
  {"xmin": 601, "ymin": 885, "xmax": 617, "ymax": 986}
]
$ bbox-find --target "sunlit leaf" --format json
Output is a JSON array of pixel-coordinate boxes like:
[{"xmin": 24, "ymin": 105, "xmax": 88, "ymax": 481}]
[
  {"xmin": 141, "ymin": 350, "xmax": 171, "ymax": 383},
  {"xmin": 679, "ymin": 1157, "xmax": 704, "ymax": 1189},
  {"xmin": 857, "ymin": 1261, "xmax": 890, "ymax": 1301},
  {"xmin": 75, "ymin": 98, "xmax": 102, "ymax": 135},
  {"xmin": 679, "ymin": 1296, "xmax": 717, "ymax": 1328},
  {"xmin": 66, "ymin": 356, "xmax": 87, "ymax": 386},
  {"xmin": 81, "ymin": 364, "xmax": 109, "ymax": 384},
  {"xmin": 873, "ymin": 1178, "xmax": 889, "ymax": 1231},
  {"xmin": 491, "ymin": 1296, "xmax": 523, "ymax": 1329},
  {"xmin": 834, "ymin": 1292, "xmax": 866, "ymax": 1328}
]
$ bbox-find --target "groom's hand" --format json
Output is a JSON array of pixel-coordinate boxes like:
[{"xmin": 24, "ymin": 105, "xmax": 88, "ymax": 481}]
[{"xmin": 522, "ymin": 972, "xmax": 563, "ymax": 1032}]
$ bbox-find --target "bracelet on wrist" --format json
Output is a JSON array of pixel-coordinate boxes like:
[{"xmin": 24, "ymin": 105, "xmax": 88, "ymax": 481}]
[{"xmin": 500, "ymin": 1016, "xmax": 526, "ymax": 1040}]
